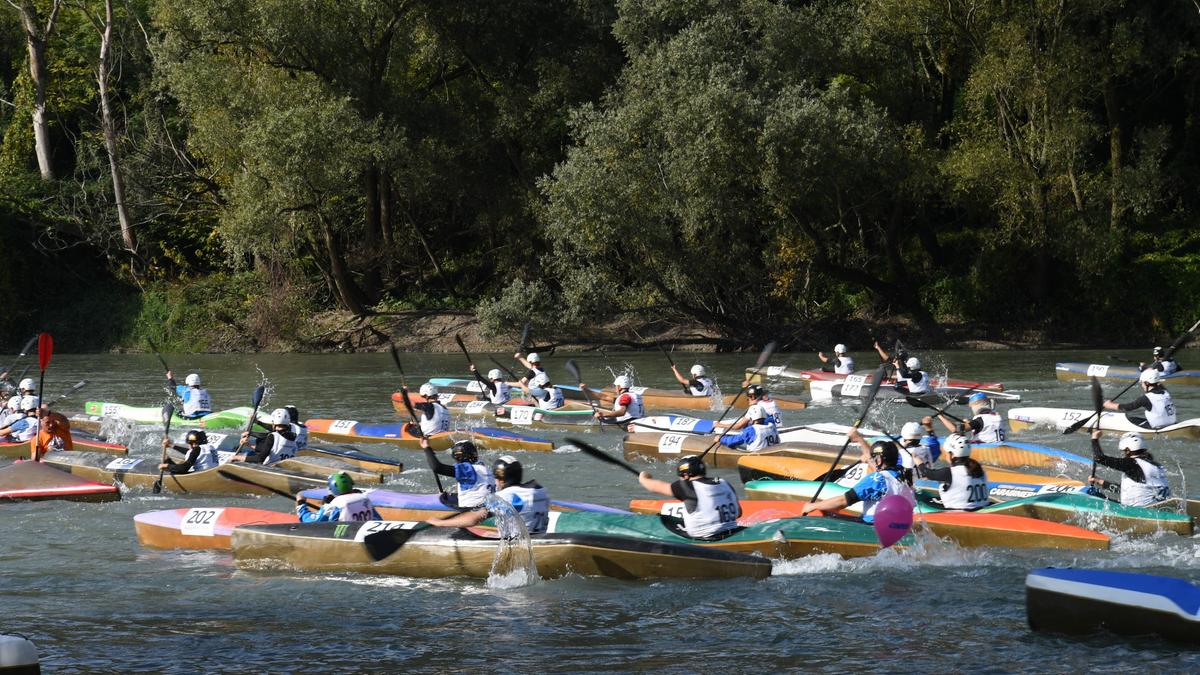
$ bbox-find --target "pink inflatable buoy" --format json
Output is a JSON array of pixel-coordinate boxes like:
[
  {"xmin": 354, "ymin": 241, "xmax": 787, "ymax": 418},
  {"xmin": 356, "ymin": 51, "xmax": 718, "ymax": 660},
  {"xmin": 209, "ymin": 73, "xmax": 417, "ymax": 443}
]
[{"xmin": 873, "ymin": 494, "xmax": 914, "ymax": 548}]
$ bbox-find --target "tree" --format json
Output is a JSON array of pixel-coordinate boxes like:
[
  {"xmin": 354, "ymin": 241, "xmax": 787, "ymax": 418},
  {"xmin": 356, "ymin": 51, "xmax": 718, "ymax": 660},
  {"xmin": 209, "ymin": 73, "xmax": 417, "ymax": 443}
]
[{"xmin": 7, "ymin": 0, "xmax": 62, "ymax": 179}]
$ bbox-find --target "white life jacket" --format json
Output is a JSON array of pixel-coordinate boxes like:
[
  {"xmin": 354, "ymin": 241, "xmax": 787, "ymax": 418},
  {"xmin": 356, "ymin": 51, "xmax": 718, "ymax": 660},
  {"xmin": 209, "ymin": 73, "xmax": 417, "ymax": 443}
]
[
  {"xmin": 420, "ymin": 402, "xmax": 452, "ymax": 435},
  {"xmin": 1120, "ymin": 457, "xmax": 1171, "ymax": 507},
  {"xmin": 455, "ymin": 461, "xmax": 495, "ymax": 508},
  {"xmin": 497, "ymin": 482, "xmax": 549, "ymax": 534},
  {"xmin": 487, "ymin": 381, "xmax": 512, "ymax": 405},
  {"xmin": 292, "ymin": 422, "xmax": 309, "ymax": 451},
  {"xmin": 535, "ymin": 387, "xmax": 565, "ymax": 410},
  {"xmin": 192, "ymin": 443, "xmax": 222, "ymax": 473},
  {"xmin": 680, "ymin": 478, "xmax": 740, "ymax": 538},
  {"xmin": 860, "ymin": 469, "xmax": 915, "ymax": 523},
  {"xmin": 689, "ymin": 377, "xmax": 715, "ymax": 397},
  {"xmin": 1161, "ymin": 360, "xmax": 1180, "ymax": 376},
  {"xmin": 1, "ymin": 412, "xmax": 23, "ymax": 427},
  {"xmin": 613, "ymin": 390, "xmax": 645, "ymax": 422},
  {"xmin": 971, "ymin": 411, "xmax": 1006, "ymax": 443},
  {"xmin": 899, "ymin": 370, "xmax": 930, "ymax": 395},
  {"xmin": 938, "ymin": 463, "xmax": 990, "ymax": 510},
  {"xmin": 1144, "ymin": 390, "xmax": 1177, "ymax": 428},
  {"xmin": 13, "ymin": 416, "xmax": 37, "ymax": 442},
  {"xmin": 743, "ymin": 422, "xmax": 780, "ymax": 452},
  {"xmin": 329, "ymin": 492, "xmax": 376, "ymax": 522},
  {"xmin": 263, "ymin": 430, "xmax": 297, "ymax": 464},
  {"xmin": 181, "ymin": 387, "xmax": 212, "ymax": 417},
  {"xmin": 758, "ymin": 398, "xmax": 782, "ymax": 426},
  {"xmin": 834, "ymin": 356, "xmax": 855, "ymax": 375}
]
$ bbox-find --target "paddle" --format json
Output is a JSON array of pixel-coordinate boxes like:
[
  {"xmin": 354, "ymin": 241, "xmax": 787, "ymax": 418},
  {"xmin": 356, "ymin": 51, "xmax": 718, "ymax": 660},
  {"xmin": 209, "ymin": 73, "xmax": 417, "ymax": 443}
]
[
  {"xmin": 1, "ymin": 334, "xmax": 37, "ymax": 384},
  {"xmin": 694, "ymin": 341, "xmax": 777, "ymax": 462},
  {"xmin": 804, "ymin": 362, "xmax": 890, "ymax": 513},
  {"xmin": 32, "ymin": 333, "xmax": 52, "ymax": 462},
  {"xmin": 564, "ymin": 359, "xmax": 605, "ymax": 433},
  {"xmin": 216, "ymin": 468, "xmax": 295, "ymax": 499},
  {"xmin": 567, "ymin": 436, "xmax": 641, "ymax": 476},
  {"xmin": 518, "ymin": 322, "xmax": 531, "ymax": 353},
  {"xmin": 1089, "ymin": 376, "xmax": 1103, "ymax": 482},
  {"xmin": 1063, "ymin": 377, "xmax": 1140, "ymax": 435},
  {"xmin": 44, "ymin": 379, "xmax": 88, "ymax": 407},
  {"xmin": 389, "ymin": 344, "xmax": 444, "ymax": 493},
  {"xmin": 488, "ymin": 357, "xmax": 521, "ymax": 382},
  {"xmin": 362, "ymin": 522, "xmax": 432, "ymax": 561},
  {"xmin": 232, "ymin": 385, "xmax": 267, "ymax": 457},
  {"xmin": 145, "ymin": 337, "xmax": 171, "ymax": 374},
  {"xmin": 657, "ymin": 343, "xmax": 689, "ymax": 394},
  {"xmin": 454, "ymin": 334, "xmax": 475, "ymax": 370},
  {"xmin": 152, "ymin": 403, "xmax": 175, "ymax": 494},
  {"xmin": 1164, "ymin": 318, "xmax": 1200, "ymax": 359}
]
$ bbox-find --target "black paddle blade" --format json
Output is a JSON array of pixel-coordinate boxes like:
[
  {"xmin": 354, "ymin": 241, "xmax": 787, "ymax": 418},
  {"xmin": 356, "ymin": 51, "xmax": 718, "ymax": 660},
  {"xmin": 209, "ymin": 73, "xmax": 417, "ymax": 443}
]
[
  {"xmin": 519, "ymin": 322, "xmax": 531, "ymax": 351},
  {"xmin": 564, "ymin": 359, "xmax": 582, "ymax": 384},
  {"xmin": 251, "ymin": 385, "xmax": 266, "ymax": 407},
  {"xmin": 362, "ymin": 523, "xmax": 429, "ymax": 561},
  {"xmin": 454, "ymin": 333, "xmax": 470, "ymax": 358},
  {"xmin": 1165, "ymin": 318, "xmax": 1200, "ymax": 358},
  {"xmin": 1090, "ymin": 376, "xmax": 1104, "ymax": 415},
  {"xmin": 568, "ymin": 437, "xmax": 640, "ymax": 476},
  {"xmin": 161, "ymin": 403, "xmax": 174, "ymax": 426},
  {"xmin": 753, "ymin": 341, "xmax": 778, "ymax": 370},
  {"xmin": 857, "ymin": 363, "xmax": 889, "ymax": 421}
]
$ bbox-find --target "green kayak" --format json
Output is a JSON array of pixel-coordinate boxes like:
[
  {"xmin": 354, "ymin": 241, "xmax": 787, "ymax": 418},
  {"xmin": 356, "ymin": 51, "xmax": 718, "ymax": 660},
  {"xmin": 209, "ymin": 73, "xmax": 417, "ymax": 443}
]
[
  {"xmin": 744, "ymin": 480, "xmax": 1193, "ymax": 537},
  {"xmin": 83, "ymin": 401, "xmax": 258, "ymax": 430},
  {"xmin": 541, "ymin": 510, "xmax": 911, "ymax": 559}
]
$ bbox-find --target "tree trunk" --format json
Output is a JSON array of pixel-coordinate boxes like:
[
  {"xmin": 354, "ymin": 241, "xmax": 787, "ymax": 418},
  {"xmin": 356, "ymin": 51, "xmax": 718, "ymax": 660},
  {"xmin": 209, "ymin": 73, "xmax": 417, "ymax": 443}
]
[
  {"xmin": 94, "ymin": 0, "xmax": 134, "ymax": 252},
  {"xmin": 320, "ymin": 221, "xmax": 371, "ymax": 316},
  {"xmin": 15, "ymin": 0, "xmax": 61, "ymax": 180},
  {"xmin": 379, "ymin": 169, "xmax": 394, "ymax": 246},
  {"xmin": 1103, "ymin": 72, "xmax": 1122, "ymax": 229}
]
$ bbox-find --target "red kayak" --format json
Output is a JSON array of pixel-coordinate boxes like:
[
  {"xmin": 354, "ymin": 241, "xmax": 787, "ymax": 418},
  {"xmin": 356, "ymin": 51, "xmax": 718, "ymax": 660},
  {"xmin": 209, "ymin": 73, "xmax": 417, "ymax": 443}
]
[
  {"xmin": 135, "ymin": 507, "xmax": 296, "ymax": 550},
  {"xmin": 0, "ymin": 460, "xmax": 120, "ymax": 502}
]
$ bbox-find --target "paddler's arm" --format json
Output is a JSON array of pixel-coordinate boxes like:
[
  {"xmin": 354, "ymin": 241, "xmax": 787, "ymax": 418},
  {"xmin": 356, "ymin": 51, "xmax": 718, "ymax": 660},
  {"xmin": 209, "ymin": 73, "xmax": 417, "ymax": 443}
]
[
  {"xmin": 420, "ymin": 437, "xmax": 455, "ymax": 478},
  {"xmin": 296, "ymin": 492, "xmax": 334, "ymax": 522},
  {"xmin": 936, "ymin": 414, "xmax": 958, "ymax": 434},
  {"xmin": 670, "ymin": 365, "xmax": 690, "ymax": 387},
  {"xmin": 468, "ymin": 364, "xmax": 496, "ymax": 395},
  {"xmin": 873, "ymin": 340, "xmax": 890, "ymax": 362},
  {"xmin": 801, "ymin": 492, "xmax": 851, "ymax": 515},
  {"xmin": 235, "ymin": 431, "xmax": 272, "ymax": 464},
  {"xmin": 1106, "ymin": 395, "xmax": 1151, "ymax": 413},
  {"xmin": 848, "ymin": 428, "xmax": 872, "ymax": 465},
  {"xmin": 718, "ymin": 426, "xmax": 753, "ymax": 448},
  {"xmin": 1089, "ymin": 432, "xmax": 1143, "ymax": 477},
  {"xmin": 638, "ymin": 471, "xmax": 675, "ymax": 497},
  {"xmin": 425, "ymin": 508, "xmax": 487, "ymax": 528}
]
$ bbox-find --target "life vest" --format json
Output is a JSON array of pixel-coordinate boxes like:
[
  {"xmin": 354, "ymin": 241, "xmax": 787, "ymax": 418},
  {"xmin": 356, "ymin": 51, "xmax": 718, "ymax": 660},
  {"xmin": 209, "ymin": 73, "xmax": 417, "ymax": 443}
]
[
  {"xmin": 329, "ymin": 492, "xmax": 377, "ymax": 522},
  {"xmin": 742, "ymin": 422, "xmax": 780, "ymax": 452},
  {"xmin": 899, "ymin": 370, "xmax": 930, "ymax": 395},
  {"xmin": 613, "ymin": 391, "xmax": 645, "ymax": 422},
  {"xmin": 1160, "ymin": 360, "xmax": 1180, "ymax": 376},
  {"xmin": 263, "ymin": 430, "xmax": 297, "ymax": 464},
  {"xmin": 938, "ymin": 463, "xmax": 990, "ymax": 510},
  {"xmin": 1144, "ymin": 390, "xmax": 1177, "ymax": 428},
  {"xmin": 487, "ymin": 381, "xmax": 512, "ymax": 405},
  {"xmin": 680, "ymin": 478, "xmax": 740, "ymax": 538},
  {"xmin": 420, "ymin": 402, "xmax": 452, "ymax": 435},
  {"xmin": 179, "ymin": 387, "xmax": 212, "ymax": 417},
  {"xmin": 535, "ymin": 387, "xmax": 565, "ymax": 410},
  {"xmin": 455, "ymin": 461, "xmax": 495, "ymax": 508},
  {"xmin": 192, "ymin": 443, "xmax": 222, "ymax": 472},
  {"xmin": 497, "ymin": 481, "xmax": 550, "ymax": 534},
  {"xmin": 757, "ymin": 398, "xmax": 782, "ymax": 426},
  {"xmin": 12, "ymin": 416, "xmax": 37, "ymax": 442},
  {"xmin": 292, "ymin": 422, "xmax": 309, "ymax": 451},
  {"xmin": 971, "ymin": 411, "xmax": 1006, "ymax": 443},
  {"xmin": 688, "ymin": 377, "xmax": 715, "ymax": 397},
  {"xmin": 1120, "ymin": 457, "xmax": 1171, "ymax": 507},
  {"xmin": 834, "ymin": 356, "xmax": 855, "ymax": 375}
]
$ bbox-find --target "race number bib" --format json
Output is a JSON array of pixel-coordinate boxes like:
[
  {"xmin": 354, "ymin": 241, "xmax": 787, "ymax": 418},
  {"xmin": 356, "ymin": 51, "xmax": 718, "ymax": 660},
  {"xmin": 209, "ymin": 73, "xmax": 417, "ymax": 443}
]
[
  {"xmin": 180, "ymin": 508, "xmax": 223, "ymax": 537},
  {"xmin": 466, "ymin": 381, "xmax": 486, "ymax": 393},
  {"xmin": 1086, "ymin": 364, "xmax": 1110, "ymax": 377},
  {"xmin": 328, "ymin": 419, "xmax": 357, "ymax": 433},
  {"xmin": 669, "ymin": 416, "xmax": 699, "ymax": 431},
  {"xmin": 204, "ymin": 433, "xmax": 229, "ymax": 447},
  {"xmin": 629, "ymin": 386, "xmax": 647, "ymax": 395},
  {"xmin": 104, "ymin": 457, "xmax": 143, "ymax": 471},
  {"xmin": 508, "ymin": 407, "xmax": 535, "ymax": 425},
  {"xmin": 217, "ymin": 451, "xmax": 236, "ymax": 465},
  {"xmin": 657, "ymin": 433, "xmax": 687, "ymax": 454},
  {"xmin": 835, "ymin": 462, "xmax": 868, "ymax": 487},
  {"xmin": 101, "ymin": 403, "xmax": 122, "ymax": 416},
  {"xmin": 840, "ymin": 374, "xmax": 867, "ymax": 397},
  {"xmin": 766, "ymin": 366, "xmax": 785, "ymax": 377},
  {"xmin": 353, "ymin": 520, "xmax": 419, "ymax": 542},
  {"xmin": 437, "ymin": 393, "xmax": 457, "ymax": 405},
  {"xmin": 464, "ymin": 400, "xmax": 490, "ymax": 414},
  {"xmin": 658, "ymin": 502, "xmax": 686, "ymax": 518}
]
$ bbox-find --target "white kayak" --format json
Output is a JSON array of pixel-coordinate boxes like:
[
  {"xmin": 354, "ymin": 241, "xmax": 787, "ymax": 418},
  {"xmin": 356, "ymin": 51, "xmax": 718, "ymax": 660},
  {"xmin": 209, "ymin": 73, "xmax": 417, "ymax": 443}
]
[
  {"xmin": 627, "ymin": 416, "xmax": 885, "ymax": 446},
  {"xmin": 1008, "ymin": 407, "xmax": 1200, "ymax": 439}
]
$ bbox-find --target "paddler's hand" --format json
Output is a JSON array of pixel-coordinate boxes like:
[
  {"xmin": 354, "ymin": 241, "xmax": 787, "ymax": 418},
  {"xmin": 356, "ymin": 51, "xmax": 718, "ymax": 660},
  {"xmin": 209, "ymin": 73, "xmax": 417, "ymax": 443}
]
[
  {"xmin": 419, "ymin": 436, "xmax": 430, "ymax": 450},
  {"xmin": 158, "ymin": 462, "xmax": 169, "ymax": 470},
  {"xmin": 1103, "ymin": 400, "xmax": 1118, "ymax": 411},
  {"xmin": 295, "ymin": 493, "xmax": 306, "ymax": 506},
  {"xmin": 513, "ymin": 352, "xmax": 522, "ymax": 360},
  {"xmin": 161, "ymin": 437, "xmax": 172, "ymax": 449},
  {"xmin": 921, "ymin": 416, "xmax": 933, "ymax": 427},
  {"xmin": 801, "ymin": 503, "xmax": 817, "ymax": 515},
  {"xmin": 847, "ymin": 428, "xmax": 864, "ymax": 443},
  {"xmin": 1091, "ymin": 429, "xmax": 1103, "ymax": 440},
  {"xmin": 638, "ymin": 471, "xmax": 651, "ymax": 480},
  {"xmin": 165, "ymin": 370, "xmax": 173, "ymax": 380},
  {"xmin": 468, "ymin": 364, "xmax": 477, "ymax": 373}
]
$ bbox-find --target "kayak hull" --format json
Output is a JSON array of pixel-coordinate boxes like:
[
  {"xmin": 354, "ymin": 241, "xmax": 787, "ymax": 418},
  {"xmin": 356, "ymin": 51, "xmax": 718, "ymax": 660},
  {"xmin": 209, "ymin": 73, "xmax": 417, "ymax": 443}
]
[
  {"xmin": 0, "ymin": 460, "xmax": 120, "ymax": 503},
  {"xmin": 1027, "ymin": 568, "xmax": 1200, "ymax": 643},
  {"xmin": 296, "ymin": 445, "xmax": 404, "ymax": 474},
  {"xmin": 735, "ymin": 455, "xmax": 1084, "ymax": 489},
  {"xmin": 1008, "ymin": 407, "xmax": 1200, "ymax": 439},
  {"xmin": 746, "ymin": 367, "xmax": 1004, "ymax": 392},
  {"xmin": 134, "ymin": 507, "xmax": 296, "ymax": 550},
  {"xmin": 297, "ymin": 488, "xmax": 631, "ymax": 522},
  {"xmin": 42, "ymin": 452, "xmax": 328, "ymax": 496},
  {"xmin": 1055, "ymin": 362, "xmax": 1200, "ymax": 386},
  {"xmin": 305, "ymin": 419, "xmax": 556, "ymax": 452},
  {"xmin": 623, "ymin": 431, "xmax": 847, "ymax": 469},
  {"xmin": 83, "ymin": 401, "xmax": 256, "ymax": 430}
]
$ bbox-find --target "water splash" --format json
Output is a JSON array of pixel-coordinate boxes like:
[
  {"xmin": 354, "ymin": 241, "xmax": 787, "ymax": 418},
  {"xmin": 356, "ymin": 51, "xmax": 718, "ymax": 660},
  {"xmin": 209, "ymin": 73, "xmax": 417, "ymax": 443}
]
[
  {"xmin": 483, "ymin": 493, "xmax": 538, "ymax": 589},
  {"xmin": 254, "ymin": 366, "xmax": 275, "ymax": 410}
]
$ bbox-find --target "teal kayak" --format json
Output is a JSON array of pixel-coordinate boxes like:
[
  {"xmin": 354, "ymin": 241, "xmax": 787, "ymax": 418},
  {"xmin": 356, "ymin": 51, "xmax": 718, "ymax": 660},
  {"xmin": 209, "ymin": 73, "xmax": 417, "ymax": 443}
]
[{"xmin": 84, "ymin": 401, "xmax": 258, "ymax": 430}]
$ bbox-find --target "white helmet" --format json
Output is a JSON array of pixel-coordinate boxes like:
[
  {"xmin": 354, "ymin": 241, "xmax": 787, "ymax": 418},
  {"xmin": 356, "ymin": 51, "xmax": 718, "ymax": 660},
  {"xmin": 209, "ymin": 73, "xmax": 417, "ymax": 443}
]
[
  {"xmin": 419, "ymin": 383, "xmax": 438, "ymax": 397},
  {"xmin": 18, "ymin": 378, "xmax": 34, "ymax": 392},
  {"xmin": 530, "ymin": 373, "xmax": 550, "ymax": 388},
  {"xmin": 906, "ymin": 357, "xmax": 921, "ymax": 370},
  {"xmin": 613, "ymin": 375, "xmax": 632, "ymax": 389},
  {"xmin": 20, "ymin": 395, "xmax": 38, "ymax": 412},
  {"xmin": 6, "ymin": 396, "xmax": 20, "ymax": 410},
  {"xmin": 269, "ymin": 408, "xmax": 289, "ymax": 426},
  {"xmin": 746, "ymin": 404, "xmax": 766, "ymax": 422},
  {"xmin": 487, "ymin": 369, "xmax": 504, "ymax": 381},
  {"xmin": 526, "ymin": 352, "xmax": 541, "ymax": 363},
  {"xmin": 690, "ymin": 364, "xmax": 706, "ymax": 377},
  {"xmin": 900, "ymin": 422, "xmax": 923, "ymax": 440},
  {"xmin": 944, "ymin": 433, "xmax": 970, "ymax": 457},
  {"xmin": 834, "ymin": 344, "xmax": 847, "ymax": 354},
  {"xmin": 1140, "ymin": 368, "xmax": 1163, "ymax": 385},
  {"xmin": 1118, "ymin": 432, "xmax": 1146, "ymax": 454},
  {"xmin": 185, "ymin": 373, "xmax": 201, "ymax": 386}
]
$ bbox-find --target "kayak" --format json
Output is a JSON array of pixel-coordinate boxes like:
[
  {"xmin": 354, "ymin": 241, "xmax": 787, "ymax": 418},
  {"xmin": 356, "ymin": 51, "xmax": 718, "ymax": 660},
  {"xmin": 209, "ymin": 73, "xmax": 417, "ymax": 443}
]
[
  {"xmin": 1027, "ymin": 568, "xmax": 1200, "ymax": 643},
  {"xmin": 1055, "ymin": 362, "xmax": 1200, "ymax": 386},
  {"xmin": 134, "ymin": 507, "xmax": 296, "ymax": 550},
  {"xmin": 735, "ymin": 455, "xmax": 1085, "ymax": 490},
  {"xmin": 304, "ymin": 419, "xmax": 555, "ymax": 453},
  {"xmin": 0, "ymin": 460, "xmax": 121, "ymax": 503},
  {"xmin": 296, "ymin": 445, "xmax": 404, "ymax": 474},
  {"xmin": 808, "ymin": 378, "xmax": 1021, "ymax": 404},
  {"xmin": 297, "ymin": 488, "xmax": 631, "ymax": 522},
  {"xmin": 494, "ymin": 401, "xmax": 598, "ymax": 427},
  {"xmin": 745, "ymin": 366, "xmax": 1005, "ymax": 392},
  {"xmin": 230, "ymin": 520, "xmax": 773, "ymax": 580},
  {"xmin": 0, "ymin": 634, "xmax": 39, "ymax": 673},
  {"xmin": 623, "ymin": 431, "xmax": 853, "ymax": 469},
  {"xmin": 0, "ymin": 433, "xmax": 128, "ymax": 459},
  {"xmin": 743, "ymin": 480, "xmax": 1194, "ymax": 536},
  {"xmin": 628, "ymin": 499, "xmax": 1109, "ymax": 550},
  {"xmin": 628, "ymin": 417, "xmax": 889, "ymax": 447},
  {"xmin": 41, "ymin": 451, "xmax": 328, "ymax": 496},
  {"xmin": 83, "ymin": 401, "xmax": 257, "ymax": 430},
  {"xmin": 1007, "ymin": 407, "xmax": 1200, "ymax": 439},
  {"xmin": 586, "ymin": 386, "xmax": 809, "ymax": 413},
  {"xmin": 161, "ymin": 445, "xmax": 390, "ymax": 485}
]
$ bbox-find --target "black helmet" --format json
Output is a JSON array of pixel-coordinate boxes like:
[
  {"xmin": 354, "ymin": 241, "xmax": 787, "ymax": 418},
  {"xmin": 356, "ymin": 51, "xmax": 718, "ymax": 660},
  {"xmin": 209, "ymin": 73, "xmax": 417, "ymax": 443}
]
[
  {"xmin": 1153, "ymin": 346, "xmax": 1165, "ymax": 356},
  {"xmin": 185, "ymin": 429, "xmax": 207, "ymax": 445},
  {"xmin": 746, "ymin": 384, "xmax": 765, "ymax": 399},
  {"xmin": 493, "ymin": 455, "xmax": 523, "ymax": 484},
  {"xmin": 284, "ymin": 405, "xmax": 299, "ymax": 423},
  {"xmin": 871, "ymin": 440, "xmax": 900, "ymax": 467},
  {"xmin": 676, "ymin": 454, "xmax": 707, "ymax": 478},
  {"xmin": 451, "ymin": 440, "xmax": 479, "ymax": 464}
]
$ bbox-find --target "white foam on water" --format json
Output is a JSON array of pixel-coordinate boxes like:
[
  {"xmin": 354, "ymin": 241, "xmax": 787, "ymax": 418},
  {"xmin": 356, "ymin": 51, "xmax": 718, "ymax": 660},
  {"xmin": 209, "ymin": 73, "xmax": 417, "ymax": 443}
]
[
  {"xmin": 769, "ymin": 553, "xmax": 845, "ymax": 575},
  {"xmin": 483, "ymin": 494, "xmax": 538, "ymax": 589}
]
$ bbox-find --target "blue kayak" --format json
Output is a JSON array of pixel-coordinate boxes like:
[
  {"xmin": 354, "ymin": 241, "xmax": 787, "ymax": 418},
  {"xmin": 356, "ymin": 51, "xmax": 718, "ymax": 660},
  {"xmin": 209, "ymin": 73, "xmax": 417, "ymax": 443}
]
[{"xmin": 1027, "ymin": 567, "xmax": 1200, "ymax": 643}]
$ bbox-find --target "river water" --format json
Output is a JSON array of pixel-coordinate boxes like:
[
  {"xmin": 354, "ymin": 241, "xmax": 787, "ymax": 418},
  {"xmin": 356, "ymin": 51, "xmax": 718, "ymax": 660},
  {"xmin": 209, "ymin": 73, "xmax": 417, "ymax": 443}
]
[{"xmin": 4, "ymin": 349, "xmax": 1199, "ymax": 672}]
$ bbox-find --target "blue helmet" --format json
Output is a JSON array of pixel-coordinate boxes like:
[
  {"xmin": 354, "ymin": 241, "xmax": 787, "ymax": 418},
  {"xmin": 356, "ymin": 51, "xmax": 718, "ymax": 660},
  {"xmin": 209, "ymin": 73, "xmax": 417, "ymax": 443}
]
[
  {"xmin": 968, "ymin": 392, "xmax": 987, "ymax": 403},
  {"xmin": 327, "ymin": 471, "xmax": 353, "ymax": 496}
]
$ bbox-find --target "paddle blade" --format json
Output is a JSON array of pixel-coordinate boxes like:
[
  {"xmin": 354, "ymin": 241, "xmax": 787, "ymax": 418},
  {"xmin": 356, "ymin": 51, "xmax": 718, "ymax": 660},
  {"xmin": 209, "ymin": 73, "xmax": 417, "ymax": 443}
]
[
  {"xmin": 567, "ymin": 437, "xmax": 640, "ymax": 475},
  {"xmin": 519, "ymin": 322, "xmax": 530, "ymax": 351},
  {"xmin": 161, "ymin": 403, "xmax": 174, "ymax": 426},
  {"xmin": 753, "ymin": 341, "xmax": 778, "ymax": 370},
  {"xmin": 1090, "ymin": 376, "xmax": 1104, "ymax": 415},
  {"xmin": 564, "ymin": 359, "xmax": 582, "ymax": 384},
  {"xmin": 18, "ymin": 334, "xmax": 37, "ymax": 357},
  {"xmin": 454, "ymin": 334, "xmax": 469, "ymax": 358},
  {"xmin": 363, "ymin": 523, "xmax": 429, "ymax": 561},
  {"xmin": 856, "ymin": 363, "xmax": 890, "ymax": 423},
  {"xmin": 873, "ymin": 494, "xmax": 914, "ymax": 548},
  {"xmin": 37, "ymin": 333, "xmax": 53, "ymax": 371},
  {"xmin": 1165, "ymin": 318, "xmax": 1200, "ymax": 358},
  {"xmin": 251, "ymin": 385, "xmax": 266, "ymax": 407}
]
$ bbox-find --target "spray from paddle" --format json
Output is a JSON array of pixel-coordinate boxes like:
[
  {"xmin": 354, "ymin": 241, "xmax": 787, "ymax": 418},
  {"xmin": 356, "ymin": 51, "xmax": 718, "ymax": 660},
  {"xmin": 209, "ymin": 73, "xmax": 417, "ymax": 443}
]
[{"xmin": 483, "ymin": 493, "xmax": 538, "ymax": 589}]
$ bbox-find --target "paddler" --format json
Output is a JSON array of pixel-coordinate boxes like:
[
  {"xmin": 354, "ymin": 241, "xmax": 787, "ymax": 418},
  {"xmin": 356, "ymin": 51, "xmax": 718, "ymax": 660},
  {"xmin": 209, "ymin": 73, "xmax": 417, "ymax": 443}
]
[
  {"xmin": 157, "ymin": 430, "xmax": 220, "ymax": 474},
  {"xmin": 296, "ymin": 472, "xmax": 381, "ymax": 522},
  {"xmin": 715, "ymin": 404, "xmax": 779, "ymax": 452},
  {"xmin": 913, "ymin": 433, "xmax": 989, "ymax": 510},
  {"xmin": 801, "ymin": 431, "xmax": 914, "ymax": 522},
  {"xmin": 166, "ymin": 370, "xmax": 212, "ymax": 419},
  {"xmin": 591, "ymin": 375, "xmax": 645, "ymax": 424},
  {"xmin": 230, "ymin": 408, "xmax": 297, "ymax": 465},
  {"xmin": 0, "ymin": 397, "xmax": 40, "ymax": 444},
  {"xmin": 421, "ymin": 437, "xmax": 495, "ymax": 508},
  {"xmin": 468, "ymin": 364, "xmax": 512, "ymax": 405},
  {"xmin": 896, "ymin": 419, "xmax": 941, "ymax": 478},
  {"xmin": 1143, "ymin": 346, "xmax": 1180, "ymax": 376},
  {"xmin": 399, "ymin": 383, "xmax": 451, "ymax": 435},
  {"xmin": 514, "ymin": 351, "xmax": 547, "ymax": 386},
  {"xmin": 425, "ymin": 456, "xmax": 550, "ymax": 533},
  {"xmin": 939, "ymin": 392, "xmax": 1007, "ymax": 443},
  {"xmin": 284, "ymin": 405, "xmax": 308, "ymax": 450},
  {"xmin": 717, "ymin": 383, "xmax": 782, "ymax": 431},
  {"xmin": 817, "ymin": 344, "xmax": 855, "ymax": 374},
  {"xmin": 638, "ymin": 455, "xmax": 741, "ymax": 539},
  {"xmin": 671, "ymin": 363, "xmax": 715, "ymax": 396},
  {"xmin": 32, "ymin": 403, "xmax": 72, "ymax": 460},
  {"xmin": 1104, "ymin": 369, "xmax": 1177, "ymax": 429},
  {"xmin": 1088, "ymin": 430, "xmax": 1171, "ymax": 506},
  {"xmin": 522, "ymin": 373, "xmax": 565, "ymax": 410}
]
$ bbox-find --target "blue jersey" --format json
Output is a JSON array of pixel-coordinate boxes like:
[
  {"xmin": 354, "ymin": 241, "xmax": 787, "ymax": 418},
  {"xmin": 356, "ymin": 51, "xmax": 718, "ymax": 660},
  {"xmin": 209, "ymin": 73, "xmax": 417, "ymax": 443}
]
[
  {"xmin": 297, "ymin": 502, "xmax": 381, "ymax": 523},
  {"xmin": 850, "ymin": 468, "xmax": 904, "ymax": 523}
]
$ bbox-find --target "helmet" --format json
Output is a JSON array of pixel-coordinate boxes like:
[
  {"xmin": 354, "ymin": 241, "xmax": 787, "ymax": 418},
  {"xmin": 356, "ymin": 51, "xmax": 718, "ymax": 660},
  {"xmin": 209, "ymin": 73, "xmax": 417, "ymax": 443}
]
[
  {"xmin": 900, "ymin": 422, "xmax": 923, "ymax": 440},
  {"xmin": 451, "ymin": 440, "xmax": 478, "ymax": 464},
  {"xmin": 870, "ymin": 441, "xmax": 900, "ymax": 466},
  {"xmin": 284, "ymin": 405, "xmax": 299, "ymax": 423},
  {"xmin": 834, "ymin": 344, "xmax": 847, "ymax": 354},
  {"xmin": 269, "ymin": 408, "xmax": 289, "ymax": 426},
  {"xmin": 6, "ymin": 396, "xmax": 19, "ymax": 410},
  {"xmin": 690, "ymin": 364, "xmax": 706, "ymax": 377},
  {"xmin": 20, "ymin": 396, "xmax": 38, "ymax": 412},
  {"xmin": 530, "ymin": 373, "xmax": 551, "ymax": 388},
  {"xmin": 493, "ymin": 455, "xmax": 523, "ymax": 484},
  {"xmin": 906, "ymin": 357, "xmax": 921, "ymax": 370},
  {"xmin": 185, "ymin": 373, "xmax": 201, "ymax": 386},
  {"xmin": 746, "ymin": 384, "xmax": 765, "ymax": 399},
  {"xmin": 1153, "ymin": 346, "xmax": 1165, "ymax": 356},
  {"xmin": 745, "ymin": 404, "xmax": 767, "ymax": 422},
  {"xmin": 419, "ymin": 383, "xmax": 438, "ymax": 397},
  {"xmin": 487, "ymin": 369, "xmax": 504, "ymax": 381},
  {"xmin": 1140, "ymin": 369, "xmax": 1163, "ymax": 385},
  {"xmin": 1118, "ymin": 432, "xmax": 1146, "ymax": 454},
  {"xmin": 327, "ymin": 471, "xmax": 354, "ymax": 496},
  {"xmin": 968, "ymin": 392, "xmax": 991, "ymax": 409},
  {"xmin": 527, "ymin": 352, "xmax": 541, "ymax": 363},
  {"xmin": 613, "ymin": 375, "xmax": 632, "ymax": 389},
  {"xmin": 676, "ymin": 454, "xmax": 707, "ymax": 478},
  {"xmin": 944, "ymin": 433, "xmax": 970, "ymax": 458},
  {"xmin": 185, "ymin": 429, "xmax": 207, "ymax": 445},
  {"xmin": 17, "ymin": 378, "xmax": 34, "ymax": 392}
]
